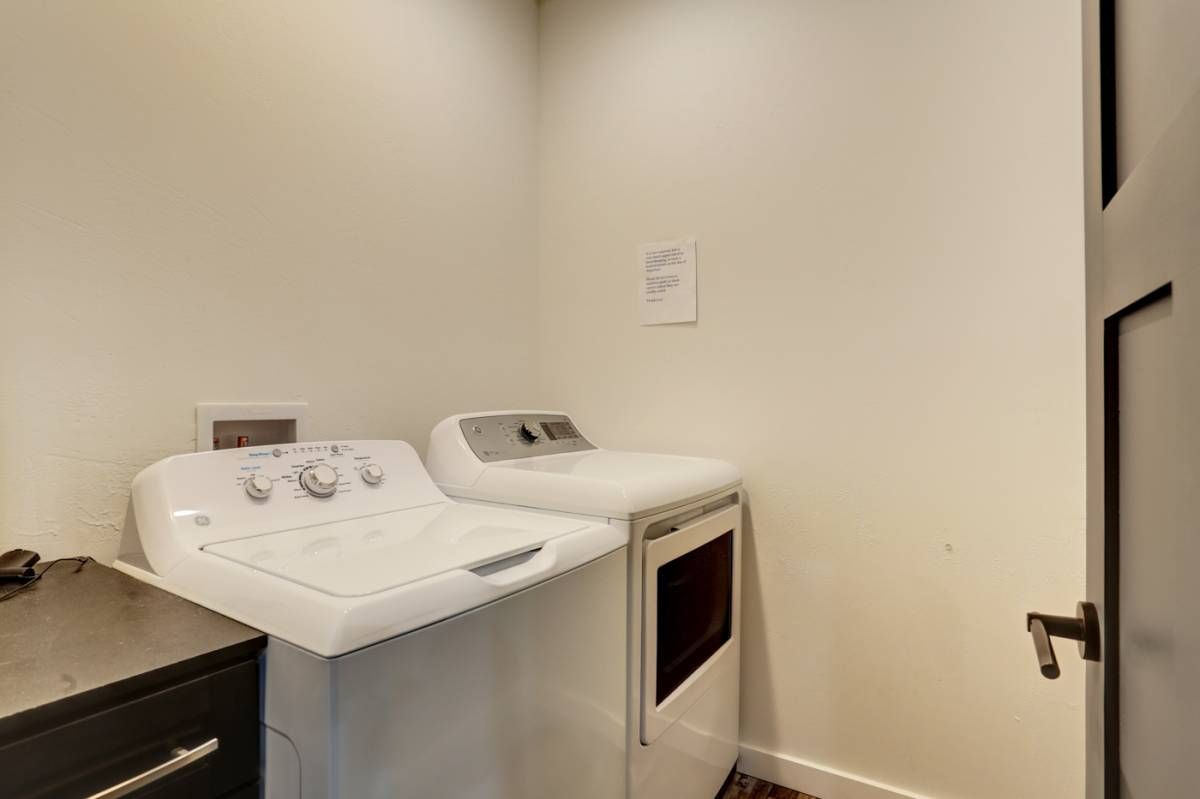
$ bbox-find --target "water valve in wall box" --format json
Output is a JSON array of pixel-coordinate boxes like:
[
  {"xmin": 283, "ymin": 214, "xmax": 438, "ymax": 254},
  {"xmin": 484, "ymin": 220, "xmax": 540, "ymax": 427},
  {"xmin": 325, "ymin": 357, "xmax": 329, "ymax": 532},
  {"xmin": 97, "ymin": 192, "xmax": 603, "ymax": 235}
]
[{"xmin": 196, "ymin": 402, "xmax": 307, "ymax": 451}]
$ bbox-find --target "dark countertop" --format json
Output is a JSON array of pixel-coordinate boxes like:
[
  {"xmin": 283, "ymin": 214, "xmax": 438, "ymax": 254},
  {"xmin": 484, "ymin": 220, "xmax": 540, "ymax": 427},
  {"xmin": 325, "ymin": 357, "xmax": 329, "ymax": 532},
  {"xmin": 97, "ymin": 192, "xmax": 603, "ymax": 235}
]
[{"xmin": 0, "ymin": 560, "xmax": 264, "ymax": 742}]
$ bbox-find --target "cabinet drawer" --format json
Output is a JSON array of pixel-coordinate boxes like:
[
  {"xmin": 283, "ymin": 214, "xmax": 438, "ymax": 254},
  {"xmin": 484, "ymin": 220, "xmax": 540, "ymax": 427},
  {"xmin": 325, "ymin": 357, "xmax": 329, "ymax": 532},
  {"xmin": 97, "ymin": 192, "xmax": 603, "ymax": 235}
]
[{"xmin": 0, "ymin": 659, "xmax": 259, "ymax": 799}]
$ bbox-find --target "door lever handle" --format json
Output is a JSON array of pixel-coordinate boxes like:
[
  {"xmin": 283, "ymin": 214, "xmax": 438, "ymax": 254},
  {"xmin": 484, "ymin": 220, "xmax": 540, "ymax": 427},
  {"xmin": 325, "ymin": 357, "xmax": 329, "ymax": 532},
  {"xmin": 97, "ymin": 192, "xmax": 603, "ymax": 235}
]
[
  {"xmin": 1029, "ymin": 616, "xmax": 1060, "ymax": 679},
  {"xmin": 1026, "ymin": 601, "xmax": 1101, "ymax": 680}
]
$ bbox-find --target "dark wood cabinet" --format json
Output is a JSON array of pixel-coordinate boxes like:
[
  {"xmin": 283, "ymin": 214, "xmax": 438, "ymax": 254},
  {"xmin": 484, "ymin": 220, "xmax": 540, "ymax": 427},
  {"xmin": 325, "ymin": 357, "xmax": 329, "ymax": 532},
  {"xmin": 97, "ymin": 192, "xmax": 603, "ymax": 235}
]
[
  {"xmin": 0, "ymin": 657, "xmax": 260, "ymax": 799},
  {"xmin": 0, "ymin": 564, "xmax": 265, "ymax": 799}
]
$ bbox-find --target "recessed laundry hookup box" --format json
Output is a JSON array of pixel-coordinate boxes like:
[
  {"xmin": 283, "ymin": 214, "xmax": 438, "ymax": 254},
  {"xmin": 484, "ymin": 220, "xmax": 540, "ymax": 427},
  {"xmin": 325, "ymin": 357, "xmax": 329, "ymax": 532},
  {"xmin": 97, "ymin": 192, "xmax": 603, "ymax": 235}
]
[{"xmin": 197, "ymin": 402, "xmax": 307, "ymax": 451}]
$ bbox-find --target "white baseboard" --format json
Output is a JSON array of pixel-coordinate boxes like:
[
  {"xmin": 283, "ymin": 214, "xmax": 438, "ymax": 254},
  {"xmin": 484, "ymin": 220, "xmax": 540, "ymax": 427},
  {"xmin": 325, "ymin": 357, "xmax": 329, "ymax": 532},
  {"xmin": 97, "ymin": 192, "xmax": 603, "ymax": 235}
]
[{"xmin": 738, "ymin": 743, "xmax": 933, "ymax": 799}]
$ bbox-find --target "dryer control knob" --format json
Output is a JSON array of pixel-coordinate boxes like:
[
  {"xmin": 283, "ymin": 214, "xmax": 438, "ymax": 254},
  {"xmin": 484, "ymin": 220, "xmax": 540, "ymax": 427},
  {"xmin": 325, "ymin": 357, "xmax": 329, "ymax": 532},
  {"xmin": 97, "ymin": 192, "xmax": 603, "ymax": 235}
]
[
  {"xmin": 519, "ymin": 421, "xmax": 541, "ymax": 442},
  {"xmin": 244, "ymin": 473, "xmax": 273, "ymax": 499},
  {"xmin": 301, "ymin": 464, "xmax": 339, "ymax": 498},
  {"xmin": 360, "ymin": 463, "xmax": 384, "ymax": 485}
]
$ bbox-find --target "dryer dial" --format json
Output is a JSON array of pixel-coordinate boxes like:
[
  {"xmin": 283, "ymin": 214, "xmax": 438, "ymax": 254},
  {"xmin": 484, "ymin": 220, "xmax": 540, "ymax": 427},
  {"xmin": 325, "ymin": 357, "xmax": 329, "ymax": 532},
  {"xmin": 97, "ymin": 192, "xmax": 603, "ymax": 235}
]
[
  {"xmin": 518, "ymin": 421, "xmax": 541, "ymax": 442},
  {"xmin": 300, "ymin": 464, "xmax": 339, "ymax": 498},
  {"xmin": 360, "ymin": 463, "xmax": 384, "ymax": 485}
]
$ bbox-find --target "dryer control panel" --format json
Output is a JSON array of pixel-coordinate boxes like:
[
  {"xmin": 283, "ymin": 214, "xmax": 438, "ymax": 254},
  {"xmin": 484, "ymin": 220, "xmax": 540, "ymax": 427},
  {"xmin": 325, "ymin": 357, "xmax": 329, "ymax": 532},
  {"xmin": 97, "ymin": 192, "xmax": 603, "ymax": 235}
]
[{"xmin": 459, "ymin": 413, "xmax": 595, "ymax": 462}]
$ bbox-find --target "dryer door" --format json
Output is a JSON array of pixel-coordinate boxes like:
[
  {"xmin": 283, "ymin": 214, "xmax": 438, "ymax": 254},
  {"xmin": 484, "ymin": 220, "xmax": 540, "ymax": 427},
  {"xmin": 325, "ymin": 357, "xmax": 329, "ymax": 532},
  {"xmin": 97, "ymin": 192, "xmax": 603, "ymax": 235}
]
[{"xmin": 642, "ymin": 502, "xmax": 741, "ymax": 744}]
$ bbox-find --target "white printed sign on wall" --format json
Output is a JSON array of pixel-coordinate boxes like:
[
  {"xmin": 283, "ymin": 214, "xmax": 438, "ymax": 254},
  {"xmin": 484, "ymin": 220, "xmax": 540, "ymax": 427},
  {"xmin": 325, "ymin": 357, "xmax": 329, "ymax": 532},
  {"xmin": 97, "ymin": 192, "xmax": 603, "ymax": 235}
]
[{"xmin": 638, "ymin": 238, "xmax": 697, "ymax": 325}]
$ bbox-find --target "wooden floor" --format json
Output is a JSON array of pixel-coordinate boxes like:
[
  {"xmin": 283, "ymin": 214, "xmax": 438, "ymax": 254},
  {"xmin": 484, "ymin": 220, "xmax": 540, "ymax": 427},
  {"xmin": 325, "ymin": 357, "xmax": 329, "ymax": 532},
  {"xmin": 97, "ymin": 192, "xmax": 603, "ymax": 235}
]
[{"xmin": 718, "ymin": 772, "xmax": 820, "ymax": 799}]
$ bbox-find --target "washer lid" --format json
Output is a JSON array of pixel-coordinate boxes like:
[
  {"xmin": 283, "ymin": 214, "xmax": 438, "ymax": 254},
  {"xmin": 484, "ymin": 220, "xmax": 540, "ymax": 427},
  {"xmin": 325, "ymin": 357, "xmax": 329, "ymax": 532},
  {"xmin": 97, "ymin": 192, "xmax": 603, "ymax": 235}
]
[
  {"xmin": 445, "ymin": 449, "xmax": 741, "ymax": 520},
  {"xmin": 202, "ymin": 502, "xmax": 588, "ymax": 597}
]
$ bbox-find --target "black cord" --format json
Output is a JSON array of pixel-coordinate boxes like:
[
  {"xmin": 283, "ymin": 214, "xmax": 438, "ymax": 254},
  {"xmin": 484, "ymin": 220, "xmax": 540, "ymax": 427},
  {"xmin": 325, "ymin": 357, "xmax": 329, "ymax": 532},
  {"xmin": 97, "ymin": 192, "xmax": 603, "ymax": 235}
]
[{"xmin": 0, "ymin": 556, "xmax": 94, "ymax": 602}]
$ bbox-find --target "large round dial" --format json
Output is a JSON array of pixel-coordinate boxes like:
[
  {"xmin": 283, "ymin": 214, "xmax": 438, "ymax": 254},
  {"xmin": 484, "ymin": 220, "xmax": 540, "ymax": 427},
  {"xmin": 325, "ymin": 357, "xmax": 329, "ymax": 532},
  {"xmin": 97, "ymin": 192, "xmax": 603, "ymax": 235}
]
[
  {"xmin": 300, "ymin": 464, "xmax": 339, "ymax": 498},
  {"xmin": 518, "ymin": 421, "xmax": 541, "ymax": 442},
  {"xmin": 360, "ymin": 463, "xmax": 384, "ymax": 485},
  {"xmin": 244, "ymin": 473, "xmax": 273, "ymax": 499}
]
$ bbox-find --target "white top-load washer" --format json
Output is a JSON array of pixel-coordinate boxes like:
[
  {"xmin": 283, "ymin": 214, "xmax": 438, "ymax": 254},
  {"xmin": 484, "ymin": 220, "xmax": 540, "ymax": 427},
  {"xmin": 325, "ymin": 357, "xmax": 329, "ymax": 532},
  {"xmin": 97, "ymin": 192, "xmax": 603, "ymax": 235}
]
[
  {"xmin": 114, "ymin": 440, "xmax": 627, "ymax": 799},
  {"xmin": 427, "ymin": 412, "xmax": 742, "ymax": 799}
]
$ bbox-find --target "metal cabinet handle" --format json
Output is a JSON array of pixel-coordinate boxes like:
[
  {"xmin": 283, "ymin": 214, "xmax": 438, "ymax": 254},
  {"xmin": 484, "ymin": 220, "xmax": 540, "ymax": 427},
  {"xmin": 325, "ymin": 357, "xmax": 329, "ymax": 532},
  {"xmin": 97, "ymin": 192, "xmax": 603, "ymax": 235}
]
[
  {"xmin": 85, "ymin": 737, "xmax": 219, "ymax": 799},
  {"xmin": 1026, "ymin": 601, "xmax": 1101, "ymax": 680}
]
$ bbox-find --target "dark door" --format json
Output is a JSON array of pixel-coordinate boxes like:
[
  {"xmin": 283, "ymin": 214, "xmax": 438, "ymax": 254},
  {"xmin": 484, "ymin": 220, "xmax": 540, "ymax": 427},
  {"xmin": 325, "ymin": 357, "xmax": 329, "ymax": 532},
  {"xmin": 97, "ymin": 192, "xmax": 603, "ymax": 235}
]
[{"xmin": 1080, "ymin": 3, "xmax": 1200, "ymax": 797}]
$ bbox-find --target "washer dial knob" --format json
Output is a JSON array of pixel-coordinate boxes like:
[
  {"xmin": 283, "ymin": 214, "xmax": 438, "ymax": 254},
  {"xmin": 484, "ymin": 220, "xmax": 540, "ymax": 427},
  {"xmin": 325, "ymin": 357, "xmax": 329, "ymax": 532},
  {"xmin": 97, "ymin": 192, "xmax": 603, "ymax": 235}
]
[
  {"xmin": 360, "ymin": 463, "xmax": 384, "ymax": 485},
  {"xmin": 300, "ymin": 464, "xmax": 339, "ymax": 498},
  {"xmin": 244, "ymin": 473, "xmax": 273, "ymax": 499},
  {"xmin": 518, "ymin": 421, "xmax": 541, "ymax": 442}
]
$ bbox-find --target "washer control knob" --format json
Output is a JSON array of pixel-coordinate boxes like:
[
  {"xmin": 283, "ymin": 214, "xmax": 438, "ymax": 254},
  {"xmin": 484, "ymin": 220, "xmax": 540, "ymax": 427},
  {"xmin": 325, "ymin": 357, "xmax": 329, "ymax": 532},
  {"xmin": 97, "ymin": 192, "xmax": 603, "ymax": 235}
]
[
  {"xmin": 300, "ymin": 464, "xmax": 339, "ymax": 498},
  {"xmin": 244, "ymin": 474, "xmax": 273, "ymax": 499},
  {"xmin": 519, "ymin": 421, "xmax": 541, "ymax": 442},
  {"xmin": 360, "ymin": 463, "xmax": 384, "ymax": 485}
]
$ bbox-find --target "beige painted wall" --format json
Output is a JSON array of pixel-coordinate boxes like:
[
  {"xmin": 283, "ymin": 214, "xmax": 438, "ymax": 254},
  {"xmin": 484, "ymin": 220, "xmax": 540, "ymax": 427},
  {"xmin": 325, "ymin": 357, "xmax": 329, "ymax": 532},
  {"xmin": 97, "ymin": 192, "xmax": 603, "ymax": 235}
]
[
  {"xmin": 0, "ymin": 0, "xmax": 539, "ymax": 561},
  {"xmin": 1, "ymin": 1, "xmax": 1087, "ymax": 795},
  {"xmin": 536, "ymin": 1, "xmax": 1085, "ymax": 797}
]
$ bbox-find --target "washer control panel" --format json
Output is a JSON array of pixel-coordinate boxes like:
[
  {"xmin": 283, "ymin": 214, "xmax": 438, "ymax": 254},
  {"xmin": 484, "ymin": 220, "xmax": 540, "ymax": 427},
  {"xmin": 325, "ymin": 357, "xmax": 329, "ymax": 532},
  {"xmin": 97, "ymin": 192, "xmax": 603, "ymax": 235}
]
[
  {"xmin": 459, "ymin": 413, "xmax": 595, "ymax": 462},
  {"xmin": 130, "ymin": 440, "xmax": 448, "ymax": 570},
  {"xmin": 229, "ymin": 442, "xmax": 390, "ymax": 502}
]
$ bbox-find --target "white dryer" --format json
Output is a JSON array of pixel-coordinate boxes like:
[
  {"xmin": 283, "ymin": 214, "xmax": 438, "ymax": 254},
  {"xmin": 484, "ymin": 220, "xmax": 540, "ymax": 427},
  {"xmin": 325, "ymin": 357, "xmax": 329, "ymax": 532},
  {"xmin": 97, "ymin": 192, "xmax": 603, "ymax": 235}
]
[
  {"xmin": 427, "ymin": 412, "xmax": 742, "ymax": 799},
  {"xmin": 114, "ymin": 440, "xmax": 627, "ymax": 799}
]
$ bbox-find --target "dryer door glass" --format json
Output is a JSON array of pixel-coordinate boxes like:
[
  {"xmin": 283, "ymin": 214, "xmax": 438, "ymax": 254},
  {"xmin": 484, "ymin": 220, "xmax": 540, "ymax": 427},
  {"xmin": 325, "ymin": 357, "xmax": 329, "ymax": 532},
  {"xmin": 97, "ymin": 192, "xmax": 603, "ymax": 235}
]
[{"xmin": 655, "ymin": 530, "xmax": 733, "ymax": 704}]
